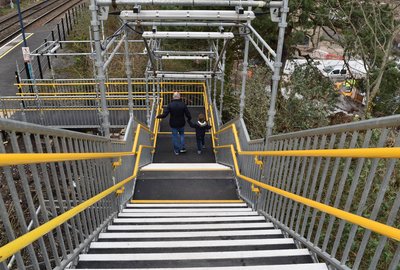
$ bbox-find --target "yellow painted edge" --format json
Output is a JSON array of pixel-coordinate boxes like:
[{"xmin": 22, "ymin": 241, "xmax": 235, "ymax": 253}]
[
  {"xmin": 130, "ymin": 200, "xmax": 244, "ymax": 203},
  {"xmin": 0, "ymin": 33, "xmax": 34, "ymax": 60},
  {"xmin": 140, "ymin": 168, "xmax": 231, "ymax": 172}
]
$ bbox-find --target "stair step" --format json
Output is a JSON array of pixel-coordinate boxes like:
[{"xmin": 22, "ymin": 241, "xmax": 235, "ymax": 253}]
[
  {"xmin": 113, "ymin": 216, "xmax": 265, "ymax": 223},
  {"xmin": 118, "ymin": 211, "xmax": 258, "ymax": 217},
  {"xmin": 90, "ymin": 239, "xmax": 295, "ymax": 249},
  {"xmin": 99, "ymin": 229, "xmax": 283, "ymax": 239},
  {"xmin": 107, "ymin": 222, "xmax": 274, "ymax": 231},
  {"xmin": 126, "ymin": 203, "xmax": 247, "ymax": 207},
  {"xmin": 140, "ymin": 163, "xmax": 231, "ymax": 171},
  {"xmin": 79, "ymin": 249, "xmax": 311, "ymax": 261},
  {"xmin": 71, "ymin": 263, "xmax": 328, "ymax": 269},
  {"xmin": 123, "ymin": 207, "xmax": 252, "ymax": 212}
]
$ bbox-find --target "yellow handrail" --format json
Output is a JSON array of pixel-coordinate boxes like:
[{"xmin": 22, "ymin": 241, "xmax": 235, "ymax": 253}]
[
  {"xmin": 214, "ymin": 144, "xmax": 400, "ymax": 241},
  {"xmin": 14, "ymin": 81, "xmax": 205, "ymax": 87},
  {"xmin": 0, "ymin": 144, "xmax": 154, "ymax": 262},
  {"xmin": 0, "ymin": 152, "xmax": 134, "ymax": 167},
  {"xmin": 214, "ymin": 123, "xmax": 400, "ymax": 159},
  {"xmin": 0, "ymin": 124, "xmax": 154, "ymax": 167}
]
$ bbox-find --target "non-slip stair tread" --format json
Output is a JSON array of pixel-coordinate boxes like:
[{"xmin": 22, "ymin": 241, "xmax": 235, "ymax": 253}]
[
  {"xmin": 132, "ymin": 178, "xmax": 238, "ymax": 200},
  {"xmin": 126, "ymin": 203, "xmax": 247, "ymax": 207},
  {"xmin": 122, "ymin": 208, "xmax": 253, "ymax": 212},
  {"xmin": 118, "ymin": 211, "xmax": 259, "ymax": 217},
  {"xmin": 99, "ymin": 229, "xmax": 283, "ymax": 239},
  {"xmin": 78, "ymin": 249, "xmax": 312, "ymax": 261},
  {"xmin": 72, "ymin": 263, "xmax": 329, "ymax": 270},
  {"xmin": 113, "ymin": 216, "xmax": 265, "ymax": 223},
  {"xmin": 140, "ymin": 163, "xmax": 231, "ymax": 171},
  {"xmin": 90, "ymin": 239, "xmax": 295, "ymax": 248},
  {"xmin": 107, "ymin": 223, "xmax": 274, "ymax": 231}
]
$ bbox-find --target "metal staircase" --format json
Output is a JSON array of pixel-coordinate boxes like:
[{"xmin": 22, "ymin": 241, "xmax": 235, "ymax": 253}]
[
  {"xmin": 73, "ymin": 202, "xmax": 328, "ymax": 269},
  {"xmin": 66, "ymin": 162, "xmax": 328, "ymax": 269}
]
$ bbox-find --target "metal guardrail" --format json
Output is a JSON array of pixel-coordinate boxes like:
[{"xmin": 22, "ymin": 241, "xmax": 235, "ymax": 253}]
[
  {"xmin": 0, "ymin": 115, "xmax": 154, "ymax": 269},
  {"xmin": 2, "ymin": 80, "xmax": 205, "ymax": 128},
  {"xmin": 212, "ymin": 112, "xmax": 400, "ymax": 269}
]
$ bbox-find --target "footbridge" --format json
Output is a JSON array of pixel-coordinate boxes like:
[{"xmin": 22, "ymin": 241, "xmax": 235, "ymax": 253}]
[{"xmin": 0, "ymin": 0, "xmax": 399, "ymax": 270}]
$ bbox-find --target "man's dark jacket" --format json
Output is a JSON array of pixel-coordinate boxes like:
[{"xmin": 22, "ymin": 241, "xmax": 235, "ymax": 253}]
[{"xmin": 157, "ymin": 99, "xmax": 192, "ymax": 128}]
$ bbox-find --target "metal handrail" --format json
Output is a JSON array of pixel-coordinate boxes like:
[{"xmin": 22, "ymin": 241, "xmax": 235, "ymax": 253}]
[
  {"xmin": 213, "ymin": 144, "xmax": 400, "ymax": 241},
  {"xmin": 0, "ymin": 143, "xmax": 154, "ymax": 262},
  {"xmin": 207, "ymin": 99, "xmax": 400, "ymax": 242},
  {"xmin": 214, "ymin": 122, "xmax": 400, "ymax": 159}
]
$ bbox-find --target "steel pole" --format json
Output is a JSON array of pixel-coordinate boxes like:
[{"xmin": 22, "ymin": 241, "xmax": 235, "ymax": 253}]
[
  {"xmin": 123, "ymin": 22, "xmax": 134, "ymax": 117},
  {"xmin": 239, "ymin": 32, "xmax": 250, "ymax": 119},
  {"xmin": 90, "ymin": 0, "xmax": 110, "ymax": 137},
  {"xmin": 265, "ymin": 0, "xmax": 289, "ymax": 141},
  {"xmin": 240, "ymin": 3, "xmax": 252, "ymax": 119},
  {"xmin": 219, "ymin": 39, "xmax": 227, "ymax": 122},
  {"xmin": 145, "ymin": 74, "xmax": 150, "ymax": 126}
]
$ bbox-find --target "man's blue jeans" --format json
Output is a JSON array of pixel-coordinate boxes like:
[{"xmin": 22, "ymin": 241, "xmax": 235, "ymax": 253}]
[{"xmin": 171, "ymin": 127, "xmax": 185, "ymax": 153}]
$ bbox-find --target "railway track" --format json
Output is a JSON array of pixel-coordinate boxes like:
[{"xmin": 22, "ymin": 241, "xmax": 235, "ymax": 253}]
[{"xmin": 0, "ymin": 0, "xmax": 83, "ymax": 45}]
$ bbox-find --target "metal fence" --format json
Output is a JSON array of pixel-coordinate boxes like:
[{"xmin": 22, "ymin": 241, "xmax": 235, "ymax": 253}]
[
  {"xmin": 215, "ymin": 115, "xmax": 400, "ymax": 270},
  {"xmin": 18, "ymin": 3, "xmax": 87, "ymax": 80},
  {"xmin": 0, "ymin": 116, "xmax": 153, "ymax": 269}
]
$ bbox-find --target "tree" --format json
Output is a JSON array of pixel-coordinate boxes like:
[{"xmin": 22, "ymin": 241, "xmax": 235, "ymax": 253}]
[
  {"xmin": 323, "ymin": 0, "xmax": 400, "ymax": 116},
  {"xmin": 276, "ymin": 64, "xmax": 338, "ymax": 133}
]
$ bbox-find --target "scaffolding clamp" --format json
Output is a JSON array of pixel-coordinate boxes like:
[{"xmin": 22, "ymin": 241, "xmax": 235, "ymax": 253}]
[{"xmin": 254, "ymin": 156, "xmax": 263, "ymax": 169}]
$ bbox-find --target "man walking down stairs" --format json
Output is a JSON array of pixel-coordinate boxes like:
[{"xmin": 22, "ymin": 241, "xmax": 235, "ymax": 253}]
[{"xmin": 70, "ymin": 163, "xmax": 328, "ymax": 269}]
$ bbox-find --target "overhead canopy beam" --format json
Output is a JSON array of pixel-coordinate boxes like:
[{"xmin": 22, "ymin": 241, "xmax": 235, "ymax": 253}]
[
  {"xmin": 98, "ymin": 0, "xmax": 267, "ymax": 8},
  {"xmin": 120, "ymin": 10, "xmax": 255, "ymax": 21},
  {"xmin": 142, "ymin": 31, "xmax": 234, "ymax": 39}
]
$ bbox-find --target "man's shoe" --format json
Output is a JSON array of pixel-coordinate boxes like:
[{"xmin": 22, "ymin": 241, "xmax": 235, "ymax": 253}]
[
  {"xmin": 197, "ymin": 150, "xmax": 202, "ymax": 154},
  {"xmin": 174, "ymin": 151, "xmax": 180, "ymax": 156},
  {"xmin": 202, "ymin": 145, "xmax": 206, "ymax": 149},
  {"xmin": 180, "ymin": 148, "xmax": 187, "ymax": 153}
]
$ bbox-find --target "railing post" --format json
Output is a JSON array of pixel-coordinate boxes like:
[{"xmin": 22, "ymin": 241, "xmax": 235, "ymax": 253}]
[
  {"xmin": 61, "ymin": 18, "xmax": 66, "ymax": 40},
  {"xmin": 57, "ymin": 24, "xmax": 63, "ymax": 49},
  {"xmin": 37, "ymin": 56, "xmax": 44, "ymax": 79},
  {"xmin": 68, "ymin": 9, "xmax": 73, "ymax": 31}
]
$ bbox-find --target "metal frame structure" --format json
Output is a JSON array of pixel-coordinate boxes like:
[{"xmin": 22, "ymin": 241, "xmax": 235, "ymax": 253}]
[{"xmin": 14, "ymin": 0, "xmax": 288, "ymax": 142}]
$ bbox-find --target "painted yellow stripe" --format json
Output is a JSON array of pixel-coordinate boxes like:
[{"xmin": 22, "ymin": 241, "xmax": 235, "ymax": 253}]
[
  {"xmin": 0, "ymin": 33, "xmax": 34, "ymax": 60},
  {"xmin": 130, "ymin": 200, "xmax": 244, "ymax": 203}
]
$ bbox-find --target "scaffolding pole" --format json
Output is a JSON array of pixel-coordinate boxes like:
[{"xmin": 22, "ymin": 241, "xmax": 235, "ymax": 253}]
[
  {"xmin": 90, "ymin": 0, "xmax": 110, "ymax": 137},
  {"xmin": 123, "ymin": 22, "xmax": 134, "ymax": 117},
  {"xmin": 97, "ymin": 0, "xmax": 266, "ymax": 7},
  {"xmin": 219, "ymin": 39, "xmax": 227, "ymax": 122},
  {"xmin": 265, "ymin": 0, "xmax": 289, "ymax": 141},
  {"xmin": 239, "ymin": 31, "xmax": 249, "ymax": 119}
]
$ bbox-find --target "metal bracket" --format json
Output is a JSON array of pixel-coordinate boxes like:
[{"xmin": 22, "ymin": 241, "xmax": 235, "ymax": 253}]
[
  {"xmin": 251, "ymin": 184, "xmax": 261, "ymax": 194},
  {"xmin": 254, "ymin": 156, "xmax": 263, "ymax": 169},
  {"xmin": 116, "ymin": 186, "xmax": 125, "ymax": 196},
  {"xmin": 112, "ymin": 157, "xmax": 122, "ymax": 169}
]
